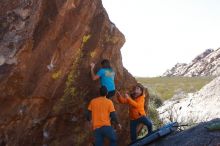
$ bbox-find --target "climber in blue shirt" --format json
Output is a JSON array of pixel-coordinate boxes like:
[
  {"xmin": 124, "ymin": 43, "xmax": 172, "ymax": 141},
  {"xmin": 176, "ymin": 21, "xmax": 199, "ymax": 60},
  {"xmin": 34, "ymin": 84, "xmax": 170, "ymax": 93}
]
[{"xmin": 90, "ymin": 59, "xmax": 116, "ymax": 98}]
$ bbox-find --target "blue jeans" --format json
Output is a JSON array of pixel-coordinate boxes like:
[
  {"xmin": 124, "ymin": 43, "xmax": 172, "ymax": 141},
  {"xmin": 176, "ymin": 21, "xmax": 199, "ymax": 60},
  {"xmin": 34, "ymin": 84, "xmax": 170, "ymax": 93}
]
[
  {"xmin": 130, "ymin": 116, "xmax": 153, "ymax": 142},
  {"xmin": 94, "ymin": 126, "xmax": 117, "ymax": 146}
]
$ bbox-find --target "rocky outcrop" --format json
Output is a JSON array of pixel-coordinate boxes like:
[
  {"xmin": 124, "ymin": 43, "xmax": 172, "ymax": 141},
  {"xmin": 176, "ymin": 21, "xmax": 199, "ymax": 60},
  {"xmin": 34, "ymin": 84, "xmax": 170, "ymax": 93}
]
[
  {"xmin": 149, "ymin": 119, "xmax": 220, "ymax": 146},
  {"xmin": 0, "ymin": 0, "xmax": 136, "ymax": 145},
  {"xmin": 157, "ymin": 76, "xmax": 220, "ymax": 126},
  {"xmin": 163, "ymin": 48, "xmax": 220, "ymax": 77}
]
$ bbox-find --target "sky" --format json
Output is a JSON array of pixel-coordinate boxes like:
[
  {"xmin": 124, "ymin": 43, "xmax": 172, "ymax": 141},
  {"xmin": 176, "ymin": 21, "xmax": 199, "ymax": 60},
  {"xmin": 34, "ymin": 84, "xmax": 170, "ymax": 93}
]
[{"xmin": 102, "ymin": 0, "xmax": 220, "ymax": 77}]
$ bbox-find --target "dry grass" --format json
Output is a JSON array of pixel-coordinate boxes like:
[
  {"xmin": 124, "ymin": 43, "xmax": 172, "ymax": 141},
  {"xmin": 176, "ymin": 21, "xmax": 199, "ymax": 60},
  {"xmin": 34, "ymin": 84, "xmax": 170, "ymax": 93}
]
[{"xmin": 137, "ymin": 76, "xmax": 213, "ymax": 100}]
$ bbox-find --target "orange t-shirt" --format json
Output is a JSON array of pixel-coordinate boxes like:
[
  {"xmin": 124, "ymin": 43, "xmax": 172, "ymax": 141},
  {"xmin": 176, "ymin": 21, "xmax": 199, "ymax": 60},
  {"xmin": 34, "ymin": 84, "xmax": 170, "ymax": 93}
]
[
  {"xmin": 88, "ymin": 96, "xmax": 115, "ymax": 130},
  {"xmin": 118, "ymin": 95, "xmax": 146, "ymax": 120}
]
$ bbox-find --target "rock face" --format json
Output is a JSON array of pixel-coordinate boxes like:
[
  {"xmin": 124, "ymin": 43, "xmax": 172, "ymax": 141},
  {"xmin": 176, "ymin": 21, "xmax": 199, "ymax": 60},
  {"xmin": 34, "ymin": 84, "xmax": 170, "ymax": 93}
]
[
  {"xmin": 149, "ymin": 119, "xmax": 220, "ymax": 146},
  {"xmin": 163, "ymin": 48, "xmax": 220, "ymax": 77},
  {"xmin": 0, "ymin": 0, "xmax": 136, "ymax": 145},
  {"xmin": 157, "ymin": 76, "xmax": 220, "ymax": 126}
]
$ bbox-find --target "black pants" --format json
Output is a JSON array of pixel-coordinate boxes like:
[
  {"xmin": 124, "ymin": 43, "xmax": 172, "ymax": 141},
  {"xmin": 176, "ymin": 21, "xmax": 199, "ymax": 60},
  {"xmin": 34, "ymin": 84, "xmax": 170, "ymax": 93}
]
[{"xmin": 106, "ymin": 90, "xmax": 115, "ymax": 99}]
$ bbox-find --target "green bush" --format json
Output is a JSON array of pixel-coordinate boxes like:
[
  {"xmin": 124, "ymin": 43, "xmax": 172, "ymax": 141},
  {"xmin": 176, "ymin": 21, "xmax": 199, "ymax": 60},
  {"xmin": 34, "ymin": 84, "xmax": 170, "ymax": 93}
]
[
  {"xmin": 148, "ymin": 101, "xmax": 163, "ymax": 129},
  {"xmin": 149, "ymin": 94, "xmax": 163, "ymax": 108},
  {"xmin": 206, "ymin": 122, "xmax": 220, "ymax": 131}
]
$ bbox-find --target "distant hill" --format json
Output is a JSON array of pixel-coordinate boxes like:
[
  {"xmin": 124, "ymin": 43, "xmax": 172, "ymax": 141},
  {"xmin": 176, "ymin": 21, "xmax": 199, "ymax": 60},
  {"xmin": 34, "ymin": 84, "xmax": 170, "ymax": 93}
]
[{"xmin": 163, "ymin": 48, "xmax": 220, "ymax": 77}]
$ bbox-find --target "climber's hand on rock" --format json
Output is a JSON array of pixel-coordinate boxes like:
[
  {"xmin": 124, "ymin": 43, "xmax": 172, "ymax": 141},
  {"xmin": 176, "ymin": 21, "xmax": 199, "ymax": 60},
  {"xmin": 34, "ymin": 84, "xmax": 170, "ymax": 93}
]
[{"xmin": 90, "ymin": 63, "xmax": 95, "ymax": 69}]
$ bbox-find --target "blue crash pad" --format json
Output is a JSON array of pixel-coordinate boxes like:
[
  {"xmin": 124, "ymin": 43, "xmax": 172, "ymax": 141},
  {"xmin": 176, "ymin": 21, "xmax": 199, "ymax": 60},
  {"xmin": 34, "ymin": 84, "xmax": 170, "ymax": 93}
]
[{"xmin": 128, "ymin": 122, "xmax": 179, "ymax": 146}]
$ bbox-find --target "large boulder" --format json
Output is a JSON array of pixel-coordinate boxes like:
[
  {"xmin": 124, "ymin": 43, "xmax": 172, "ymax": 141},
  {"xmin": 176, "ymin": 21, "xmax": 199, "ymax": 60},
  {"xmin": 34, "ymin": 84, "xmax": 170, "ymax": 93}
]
[
  {"xmin": 158, "ymin": 76, "xmax": 220, "ymax": 126},
  {"xmin": 0, "ymin": 0, "xmax": 136, "ymax": 145}
]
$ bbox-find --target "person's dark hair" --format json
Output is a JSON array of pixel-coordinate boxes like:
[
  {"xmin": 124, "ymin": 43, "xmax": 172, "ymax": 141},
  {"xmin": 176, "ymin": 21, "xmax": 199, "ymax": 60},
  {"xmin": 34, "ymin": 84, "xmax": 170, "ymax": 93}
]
[
  {"xmin": 101, "ymin": 59, "xmax": 111, "ymax": 69},
  {"xmin": 136, "ymin": 83, "xmax": 145, "ymax": 96},
  {"xmin": 130, "ymin": 83, "xmax": 146, "ymax": 98},
  {"xmin": 100, "ymin": 86, "xmax": 108, "ymax": 96}
]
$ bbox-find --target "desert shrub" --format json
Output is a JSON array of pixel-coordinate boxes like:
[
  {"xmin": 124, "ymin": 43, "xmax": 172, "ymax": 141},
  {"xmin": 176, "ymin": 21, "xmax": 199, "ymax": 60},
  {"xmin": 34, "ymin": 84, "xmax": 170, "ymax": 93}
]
[
  {"xmin": 148, "ymin": 101, "xmax": 163, "ymax": 129},
  {"xmin": 149, "ymin": 93, "xmax": 163, "ymax": 108}
]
